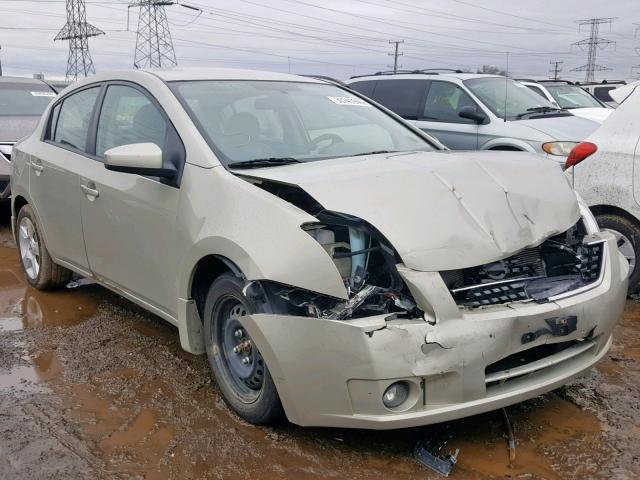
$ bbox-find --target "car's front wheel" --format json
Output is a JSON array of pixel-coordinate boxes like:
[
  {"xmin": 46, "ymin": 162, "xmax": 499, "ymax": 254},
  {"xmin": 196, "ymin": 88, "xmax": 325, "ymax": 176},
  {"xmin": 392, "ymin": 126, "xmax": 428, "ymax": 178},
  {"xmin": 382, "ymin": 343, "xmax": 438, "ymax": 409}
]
[
  {"xmin": 597, "ymin": 213, "xmax": 640, "ymax": 294},
  {"xmin": 203, "ymin": 273, "xmax": 284, "ymax": 425},
  {"xmin": 16, "ymin": 205, "xmax": 72, "ymax": 290}
]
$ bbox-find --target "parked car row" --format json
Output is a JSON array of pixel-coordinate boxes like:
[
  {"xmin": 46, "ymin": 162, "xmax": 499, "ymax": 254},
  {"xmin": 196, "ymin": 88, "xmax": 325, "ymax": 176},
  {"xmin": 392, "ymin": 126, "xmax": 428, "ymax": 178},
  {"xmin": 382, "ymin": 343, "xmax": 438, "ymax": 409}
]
[{"xmin": 4, "ymin": 68, "xmax": 630, "ymax": 431}]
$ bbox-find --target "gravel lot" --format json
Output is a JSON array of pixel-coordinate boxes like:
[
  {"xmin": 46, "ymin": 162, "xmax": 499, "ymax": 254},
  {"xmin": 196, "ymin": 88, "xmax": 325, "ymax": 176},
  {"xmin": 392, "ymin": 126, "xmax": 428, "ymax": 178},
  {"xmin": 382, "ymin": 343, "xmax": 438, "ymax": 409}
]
[{"xmin": 0, "ymin": 216, "xmax": 638, "ymax": 480}]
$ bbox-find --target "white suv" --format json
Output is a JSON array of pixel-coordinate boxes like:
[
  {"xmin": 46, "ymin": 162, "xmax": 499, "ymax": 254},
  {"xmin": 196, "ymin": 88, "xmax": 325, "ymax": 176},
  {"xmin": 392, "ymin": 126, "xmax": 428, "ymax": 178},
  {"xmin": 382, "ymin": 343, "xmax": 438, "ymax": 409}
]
[
  {"xmin": 10, "ymin": 68, "xmax": 627, "ymax": 429},
  {"xmin": 347, "ymin": 71, "xmax": 599, "ymax": 160}
]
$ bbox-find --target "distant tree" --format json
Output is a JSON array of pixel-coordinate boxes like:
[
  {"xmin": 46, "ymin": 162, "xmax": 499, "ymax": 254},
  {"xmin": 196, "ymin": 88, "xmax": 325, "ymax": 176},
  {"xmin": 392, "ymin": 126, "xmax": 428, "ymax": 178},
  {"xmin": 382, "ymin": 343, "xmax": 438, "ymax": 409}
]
[{"xmin": 477, "ymin": 65, "xmax": 508, "ymax": 76}]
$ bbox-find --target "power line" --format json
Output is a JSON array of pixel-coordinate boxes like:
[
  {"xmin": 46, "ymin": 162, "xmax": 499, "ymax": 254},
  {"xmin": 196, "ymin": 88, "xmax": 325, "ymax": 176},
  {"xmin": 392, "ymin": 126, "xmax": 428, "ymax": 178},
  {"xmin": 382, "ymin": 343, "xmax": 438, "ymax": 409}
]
[
  {"xmin": 549, "ymin": 60, "xmax": 563, "ymax": 80},
  {"xmin": 55, "ymin": 0, "xmax": 105, "ymax": 80},
  {"xmin": 130, "ymin": 1, "xmax": 177, "ymax": 68},
  {"xmin": 571, "ymin": 18, "xmax": 616, "ymax": 82}
]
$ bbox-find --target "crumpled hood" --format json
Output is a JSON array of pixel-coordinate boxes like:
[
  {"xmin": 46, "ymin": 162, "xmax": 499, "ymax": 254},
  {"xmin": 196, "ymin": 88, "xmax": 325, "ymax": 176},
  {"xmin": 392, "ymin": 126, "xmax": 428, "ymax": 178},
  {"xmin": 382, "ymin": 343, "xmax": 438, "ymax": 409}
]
[
  {"xmin": 243, "ymin": 150, "xmax": 581, "ymax": 271},
  {"xmin": 517, "ymin": 115, "xmax": 598, "ymax": 141},
  {"xmin": 0, "ymin": 116, "xmax": 40, "ymax": 143}
]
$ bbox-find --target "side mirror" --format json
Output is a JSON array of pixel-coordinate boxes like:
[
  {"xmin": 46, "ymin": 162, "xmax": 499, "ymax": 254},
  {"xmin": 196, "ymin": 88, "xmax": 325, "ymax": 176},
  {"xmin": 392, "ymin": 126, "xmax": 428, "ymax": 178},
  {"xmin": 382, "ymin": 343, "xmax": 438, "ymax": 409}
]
[
  {"xmin": 104, "ymin": 143, "xmax": 175, "ymax": 179},
  {"xmin": 458, "ymin": 106, "xmax": 487, "ymax": 124}
]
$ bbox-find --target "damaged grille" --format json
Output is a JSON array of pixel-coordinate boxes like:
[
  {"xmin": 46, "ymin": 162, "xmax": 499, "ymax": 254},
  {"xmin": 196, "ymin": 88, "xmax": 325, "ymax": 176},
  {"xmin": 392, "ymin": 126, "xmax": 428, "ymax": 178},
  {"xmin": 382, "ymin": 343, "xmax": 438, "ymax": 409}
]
[{"xmin": 442, "ymin": 222, "xmax": 604, "ymax": 308}]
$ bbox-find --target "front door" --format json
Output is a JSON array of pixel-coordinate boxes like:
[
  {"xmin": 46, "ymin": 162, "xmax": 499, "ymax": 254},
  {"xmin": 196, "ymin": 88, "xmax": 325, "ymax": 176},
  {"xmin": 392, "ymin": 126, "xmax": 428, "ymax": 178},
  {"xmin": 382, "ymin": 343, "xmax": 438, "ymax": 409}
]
[
  {"xmin": 78, "ymin": 83, "xmax": 182, "ymax": 317},
  {"xmin": 414, "ymin": 80, "xmax": 481, "ymax": 150}
]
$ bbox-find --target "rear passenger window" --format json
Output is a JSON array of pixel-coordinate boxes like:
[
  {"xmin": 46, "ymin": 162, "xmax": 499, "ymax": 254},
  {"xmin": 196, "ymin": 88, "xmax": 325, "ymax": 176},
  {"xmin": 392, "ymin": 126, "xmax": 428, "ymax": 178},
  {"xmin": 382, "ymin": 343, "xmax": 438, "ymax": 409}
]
[
  {"xmin": 96, "ymin": 85, "xmax": 167, "ymax": 157},
  {"xmin": 52, "ymin": 87, "xmax": 100, "ymax": 152},
  {"xmin": 423, "ymin": 81, "xmax": 478, "ymax": 124},
  {"xmin": 372, "ymin": 80, "xmax": 428, "ymax": 119},
  {"xmin": 593, "ymin": 87, "xmax": 616, "ymax": 102},
  {"xmin": 349, "ymin": 80, "xmax": 377, "ymax": 98}
]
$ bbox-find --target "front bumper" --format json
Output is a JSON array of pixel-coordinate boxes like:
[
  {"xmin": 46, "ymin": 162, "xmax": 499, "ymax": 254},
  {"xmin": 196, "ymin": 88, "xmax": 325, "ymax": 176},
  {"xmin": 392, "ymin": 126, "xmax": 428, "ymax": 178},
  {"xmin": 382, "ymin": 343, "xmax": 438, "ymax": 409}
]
[{"xmin": 239, "ymin": 232, "xmax": 627, "ymax": 429}]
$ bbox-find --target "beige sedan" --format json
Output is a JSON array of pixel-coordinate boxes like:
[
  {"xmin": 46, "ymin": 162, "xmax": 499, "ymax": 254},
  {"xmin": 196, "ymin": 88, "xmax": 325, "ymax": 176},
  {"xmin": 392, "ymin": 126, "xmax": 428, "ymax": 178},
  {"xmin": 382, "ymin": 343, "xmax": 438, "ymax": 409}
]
[{"xmin": 10, "ymin": 68, "xmax": 628, "ymax": 429}]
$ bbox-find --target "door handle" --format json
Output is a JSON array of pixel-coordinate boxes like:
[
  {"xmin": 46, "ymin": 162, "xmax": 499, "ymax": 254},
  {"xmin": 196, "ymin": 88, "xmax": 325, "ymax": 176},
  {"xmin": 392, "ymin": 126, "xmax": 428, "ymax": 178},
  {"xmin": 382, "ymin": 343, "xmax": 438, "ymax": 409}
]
[
  {"xmin": 32, "ymin": 160, "xmax": 44, "ymax": 175},
  {"xmin": 81, "ymin": 183, "xmax": 100, "ymax": 199}
]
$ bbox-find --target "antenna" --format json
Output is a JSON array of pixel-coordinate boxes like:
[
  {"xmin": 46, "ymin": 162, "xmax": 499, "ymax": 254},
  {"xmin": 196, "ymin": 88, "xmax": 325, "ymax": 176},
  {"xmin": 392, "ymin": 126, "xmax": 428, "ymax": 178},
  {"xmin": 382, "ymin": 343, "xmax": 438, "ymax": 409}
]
[
  {"xmin": 503, "ymin": 52, "xmax": 509, "ymax": 122},
  {"xmin": 55, "ymin": 0, "xmax": 105, "ymax": 80}
]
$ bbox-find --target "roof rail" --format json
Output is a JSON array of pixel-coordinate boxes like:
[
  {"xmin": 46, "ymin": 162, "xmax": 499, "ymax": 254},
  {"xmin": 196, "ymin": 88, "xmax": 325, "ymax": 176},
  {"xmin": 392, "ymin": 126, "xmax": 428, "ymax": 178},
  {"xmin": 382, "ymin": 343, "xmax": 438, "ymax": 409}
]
[
  {"xmin": 349, "ymin": 68, "xmax": 467, "ymax": 80},
  {"xmin": 538, "ymin": 79, "xmax": 576, "ymax": 85},
  {"xmin": 413, "ymin": 68, "xmax": 466, "ymax": 73}
]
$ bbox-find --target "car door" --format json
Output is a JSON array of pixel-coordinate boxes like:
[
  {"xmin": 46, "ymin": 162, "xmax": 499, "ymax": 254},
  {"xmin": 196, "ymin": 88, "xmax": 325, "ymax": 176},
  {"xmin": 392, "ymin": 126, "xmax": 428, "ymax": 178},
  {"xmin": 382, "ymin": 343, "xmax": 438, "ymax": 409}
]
[
  {"xmin": 77, "ymin": 83, "xmax": 184, "ymax": 318},
  {"xmin": 29, "ymin": 85, "xmax": 102, "ymax": 272},
  {"xmin": 413, "ymin": 81, "xmax": 481, "ymax": 150}
]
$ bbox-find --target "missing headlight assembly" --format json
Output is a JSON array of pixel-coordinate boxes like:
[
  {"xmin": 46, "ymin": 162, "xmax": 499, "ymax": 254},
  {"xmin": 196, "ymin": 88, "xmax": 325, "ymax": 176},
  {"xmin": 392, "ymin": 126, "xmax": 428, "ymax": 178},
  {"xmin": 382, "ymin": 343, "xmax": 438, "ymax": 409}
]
[
  {"xmin": 441, "ymin": 219, "xmax": 605, "ymax": 308},
  {"xmin": 243, "ymin": 211, "xmax": 420, "ymax": 320}
]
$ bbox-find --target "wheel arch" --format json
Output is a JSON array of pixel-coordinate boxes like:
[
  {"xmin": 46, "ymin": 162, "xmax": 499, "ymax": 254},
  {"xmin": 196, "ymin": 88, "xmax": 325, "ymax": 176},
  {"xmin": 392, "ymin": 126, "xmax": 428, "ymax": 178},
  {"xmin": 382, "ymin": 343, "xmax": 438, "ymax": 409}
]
[
  {"xmin": 189, "ymin": 254, "xmax": 244, "ymax": 319},
  {"xmin": 590, "ymin": 204, "xmax": 640, "ymax": 229}
]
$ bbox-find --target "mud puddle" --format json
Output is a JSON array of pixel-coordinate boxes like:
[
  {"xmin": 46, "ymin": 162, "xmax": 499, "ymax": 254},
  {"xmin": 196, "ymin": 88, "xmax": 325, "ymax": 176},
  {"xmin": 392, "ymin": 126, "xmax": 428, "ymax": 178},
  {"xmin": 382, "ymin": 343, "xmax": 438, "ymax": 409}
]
[{"xmin": 0, "ymin": 221, "xmax": 639, "ymax": 479}]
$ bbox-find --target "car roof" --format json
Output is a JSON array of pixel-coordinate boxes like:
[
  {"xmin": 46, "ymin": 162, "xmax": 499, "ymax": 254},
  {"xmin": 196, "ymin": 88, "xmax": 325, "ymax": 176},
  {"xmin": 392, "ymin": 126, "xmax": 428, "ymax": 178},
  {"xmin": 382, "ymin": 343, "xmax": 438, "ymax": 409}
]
[
  {"xmin": 0, "ymin": 75, "xmax": 51, "ymax": 87},
  {"xmin": 347, "ymin": 72, "xmax": 504, "ymax": 82},
  {"xmin": 68, "ymin": 68, "xmax": 326, "ymax": 88}
]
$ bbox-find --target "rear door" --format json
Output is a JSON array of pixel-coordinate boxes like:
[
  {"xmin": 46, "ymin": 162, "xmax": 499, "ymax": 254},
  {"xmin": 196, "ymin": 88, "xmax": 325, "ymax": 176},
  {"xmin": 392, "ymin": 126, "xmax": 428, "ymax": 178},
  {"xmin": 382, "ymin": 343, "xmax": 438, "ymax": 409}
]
[
  {"xmin": 78, "ymin": 82, "xmax": 183, "ymax": 317},
  {"xmin": 414, "ymin": 81, "xmax": 481, "ymax": 150},
  {"xmin": 29, "ymin": 85, "xmax": 102, "ymax": 272}
]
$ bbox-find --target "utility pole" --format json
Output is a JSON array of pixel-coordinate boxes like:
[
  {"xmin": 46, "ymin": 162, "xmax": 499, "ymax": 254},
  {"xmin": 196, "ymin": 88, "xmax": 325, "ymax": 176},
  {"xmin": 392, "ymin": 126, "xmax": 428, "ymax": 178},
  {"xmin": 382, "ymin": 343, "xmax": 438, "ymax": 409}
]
[
  {"xmin": 388, "ymin": 40, "xmax": 403, "ymax": 73},
  {"xmin": 55, "ymin": 0, "xmax": 104, "ymax": 80},
  {"xmin": 633, "ymin": 23, "xmax": 640, "ymax": 78},
  {"xmin": 549, "ymin": 60, "xmax": 563, "ymax": 80},
  {"xmin": 130, "ymin": 1, "xmax": 177, "ymax": 69},
  {"xmin": 571, "ymin": 18, "xmax": 615, "ymax": 83},
  {"xmin": 0, "ymin": 45, "xmax": 3, "ymax": 77}
]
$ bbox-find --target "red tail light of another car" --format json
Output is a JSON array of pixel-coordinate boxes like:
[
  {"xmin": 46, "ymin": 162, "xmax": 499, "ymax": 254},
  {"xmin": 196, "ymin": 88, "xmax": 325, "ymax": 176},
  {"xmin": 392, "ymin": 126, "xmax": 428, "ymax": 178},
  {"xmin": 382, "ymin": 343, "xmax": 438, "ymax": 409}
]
[{"xmin": 565, "ymin": 142, "xmax": 598, "ymax": 169}]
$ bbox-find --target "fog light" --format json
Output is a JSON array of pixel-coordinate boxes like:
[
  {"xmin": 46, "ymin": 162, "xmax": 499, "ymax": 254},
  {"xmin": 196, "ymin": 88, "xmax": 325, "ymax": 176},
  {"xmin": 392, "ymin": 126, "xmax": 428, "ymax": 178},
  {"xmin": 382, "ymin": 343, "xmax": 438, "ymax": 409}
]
[{"xmin": 382, "ymin": 381, "xmax": 409, "ymax": 409}]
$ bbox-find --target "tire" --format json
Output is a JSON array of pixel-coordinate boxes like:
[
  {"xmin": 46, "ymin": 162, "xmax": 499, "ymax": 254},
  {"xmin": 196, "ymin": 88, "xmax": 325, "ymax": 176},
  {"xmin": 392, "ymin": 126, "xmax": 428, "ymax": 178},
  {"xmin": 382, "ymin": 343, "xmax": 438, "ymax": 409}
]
[
  {"xmin": 203, "ymin": 273, "xmax": 284, "ymax": 425},
  {"xmin": 16, "ymin": 205, "xmax": 73, "ymax": 290},
  {"xmin": 596, "ymin": 213, "xmax": 640, "ymax": 294}
]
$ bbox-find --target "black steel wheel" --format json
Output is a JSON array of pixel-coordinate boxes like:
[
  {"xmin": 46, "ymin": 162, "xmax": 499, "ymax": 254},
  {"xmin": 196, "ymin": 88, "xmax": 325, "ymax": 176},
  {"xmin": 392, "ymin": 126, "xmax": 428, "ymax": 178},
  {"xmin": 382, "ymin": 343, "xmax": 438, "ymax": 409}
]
[{"xmin": 203, "ymin": 273, "xmax": 283, "ymax": 425}]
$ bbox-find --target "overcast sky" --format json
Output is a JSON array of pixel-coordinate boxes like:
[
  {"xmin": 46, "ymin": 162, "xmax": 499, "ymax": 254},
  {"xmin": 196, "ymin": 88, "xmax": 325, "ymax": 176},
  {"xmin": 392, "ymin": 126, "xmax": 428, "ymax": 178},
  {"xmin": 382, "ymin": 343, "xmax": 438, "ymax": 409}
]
[{"xmin": 1, "ymin": 0, "xmax": 639, "ymax": 81}]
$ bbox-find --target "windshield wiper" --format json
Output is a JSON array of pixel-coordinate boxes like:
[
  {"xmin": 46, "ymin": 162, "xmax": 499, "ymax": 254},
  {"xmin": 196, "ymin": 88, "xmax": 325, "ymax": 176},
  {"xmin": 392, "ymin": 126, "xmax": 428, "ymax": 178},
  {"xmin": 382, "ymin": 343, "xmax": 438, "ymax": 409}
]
[
  {"xmin": 228, "ymin": 157, "xmax": 302, "ymax": 169},
  {"xmin": 350, "ymin": 150, "xmax": 397, "ymax": 157},
  {"xmin": 516, "ymin": 106, "xmax": 562, "ymax": 119}
]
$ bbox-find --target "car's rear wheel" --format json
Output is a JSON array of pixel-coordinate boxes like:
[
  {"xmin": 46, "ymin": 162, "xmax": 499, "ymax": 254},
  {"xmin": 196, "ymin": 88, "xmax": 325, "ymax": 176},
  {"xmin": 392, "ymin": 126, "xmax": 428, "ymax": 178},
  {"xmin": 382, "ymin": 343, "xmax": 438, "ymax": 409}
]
[
  {"xmin": 203, "ymin": 273, "xmax": 284, "ymax": 425},
  {"xmin": 16, "ymin": 205, "xmax": 72, "ymax": 290},
  {"xmin": 596, "ymin": 213, "xmax": 640, "ymax": 294}
]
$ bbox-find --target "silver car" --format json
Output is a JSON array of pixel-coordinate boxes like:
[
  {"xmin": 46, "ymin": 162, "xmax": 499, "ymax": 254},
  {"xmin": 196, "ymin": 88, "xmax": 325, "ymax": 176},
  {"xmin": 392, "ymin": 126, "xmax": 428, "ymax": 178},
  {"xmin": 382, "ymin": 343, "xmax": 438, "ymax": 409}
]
[
  {"xmin": 0, "ymin": 76, "xmax": 57, "ymax": 201},
  {"xmin": 347, "ymin": 71, "xmax": 599, "ymax": 160},
  {"xmin": 10, "ymin": 69, "xmax": 627, "ymax": 429}
]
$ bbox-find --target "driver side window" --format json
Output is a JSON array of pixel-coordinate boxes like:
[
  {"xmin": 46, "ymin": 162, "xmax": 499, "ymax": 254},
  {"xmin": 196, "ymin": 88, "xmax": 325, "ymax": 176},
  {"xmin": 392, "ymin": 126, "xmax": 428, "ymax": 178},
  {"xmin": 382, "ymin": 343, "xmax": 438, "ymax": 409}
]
[
  {"xmin": 423, "ymin": 81, "xmax": 478, "ymax": 124},
  {"xmin": 96, "ymin": 85, "xmax": 167, "ymax": 158}
]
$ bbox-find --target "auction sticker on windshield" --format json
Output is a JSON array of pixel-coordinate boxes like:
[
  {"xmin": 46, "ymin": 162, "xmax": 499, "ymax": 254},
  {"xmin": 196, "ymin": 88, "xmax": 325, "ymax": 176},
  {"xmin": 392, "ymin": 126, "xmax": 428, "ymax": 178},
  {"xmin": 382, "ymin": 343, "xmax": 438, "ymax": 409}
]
[
  {"xmin": 30, "ymin": 91, "xmax": 56, "ymax": 97},
  {"xmin": 327, "ymin": 96, "xmax": 371, "ymax": 106}
]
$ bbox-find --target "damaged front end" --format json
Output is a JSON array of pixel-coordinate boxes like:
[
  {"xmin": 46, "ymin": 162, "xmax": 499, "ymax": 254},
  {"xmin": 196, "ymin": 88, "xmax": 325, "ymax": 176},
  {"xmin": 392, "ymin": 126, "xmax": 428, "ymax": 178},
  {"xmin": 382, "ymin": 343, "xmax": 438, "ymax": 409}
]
[
  {"xmin": 442, "ymin": 218, "xmax": 605, "ymax": 308},
  {"xmin": 245, "ymin": 211, "xmax": 421, "ymax": 320}
]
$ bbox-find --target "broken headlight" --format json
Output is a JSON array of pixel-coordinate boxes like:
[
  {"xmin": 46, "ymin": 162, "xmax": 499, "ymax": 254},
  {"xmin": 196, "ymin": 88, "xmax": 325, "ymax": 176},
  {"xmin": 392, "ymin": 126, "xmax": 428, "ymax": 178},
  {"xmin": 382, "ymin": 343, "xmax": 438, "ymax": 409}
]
[{"xmin": 273, "ymin": 211, "xmax": 421, "ymax": 320}]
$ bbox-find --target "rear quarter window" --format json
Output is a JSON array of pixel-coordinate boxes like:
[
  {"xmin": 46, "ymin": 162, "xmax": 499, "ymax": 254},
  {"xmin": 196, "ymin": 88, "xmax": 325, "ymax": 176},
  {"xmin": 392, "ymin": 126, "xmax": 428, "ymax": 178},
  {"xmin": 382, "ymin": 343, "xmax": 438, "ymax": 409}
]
[
  {"xmin": 371, "ymin": 79, "xmax": 429, "ymax": 120},
  {"xmin": 348, "ymin": 80, "xmax": 377, "ymax": 99}
]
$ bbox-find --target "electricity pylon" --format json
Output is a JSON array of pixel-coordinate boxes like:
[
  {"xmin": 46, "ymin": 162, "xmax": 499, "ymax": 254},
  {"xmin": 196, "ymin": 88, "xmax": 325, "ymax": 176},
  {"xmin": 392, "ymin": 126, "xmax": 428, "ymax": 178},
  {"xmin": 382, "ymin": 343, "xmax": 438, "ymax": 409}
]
[
  {"xmin": 131, "ymin": 1, "xmax": 178, "ymax": 69},
  {"xmin": 55, "ymin": 0, "xmax": 104, "ymax": 80}
]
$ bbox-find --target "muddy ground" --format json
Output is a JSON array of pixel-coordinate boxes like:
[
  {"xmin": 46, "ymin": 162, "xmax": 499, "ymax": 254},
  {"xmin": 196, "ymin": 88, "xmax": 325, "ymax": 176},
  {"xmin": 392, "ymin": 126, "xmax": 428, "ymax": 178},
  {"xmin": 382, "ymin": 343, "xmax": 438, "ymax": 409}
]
[{"xmin": 0, "ymin": 215, "xmax": 638, "ymax": 480}]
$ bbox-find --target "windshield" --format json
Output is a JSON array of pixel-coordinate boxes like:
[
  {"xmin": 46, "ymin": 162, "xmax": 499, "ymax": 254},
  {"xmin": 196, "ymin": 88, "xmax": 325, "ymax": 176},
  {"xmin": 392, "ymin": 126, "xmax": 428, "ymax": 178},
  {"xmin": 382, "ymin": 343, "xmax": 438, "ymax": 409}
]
[
  {"xmin": 0, "ymin": 83, "xmax": 56, "ymax": 116},
  {"xmin": 464, "ymin": 77, "xmax": 556, "ymax": 120},
  {"xmin": 172, "ymin": 81, "xmax": 434, "ymax": 166},
  {"xmin": 544, "ymin": 85, "xmax": 603, "ymax": 109}
]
